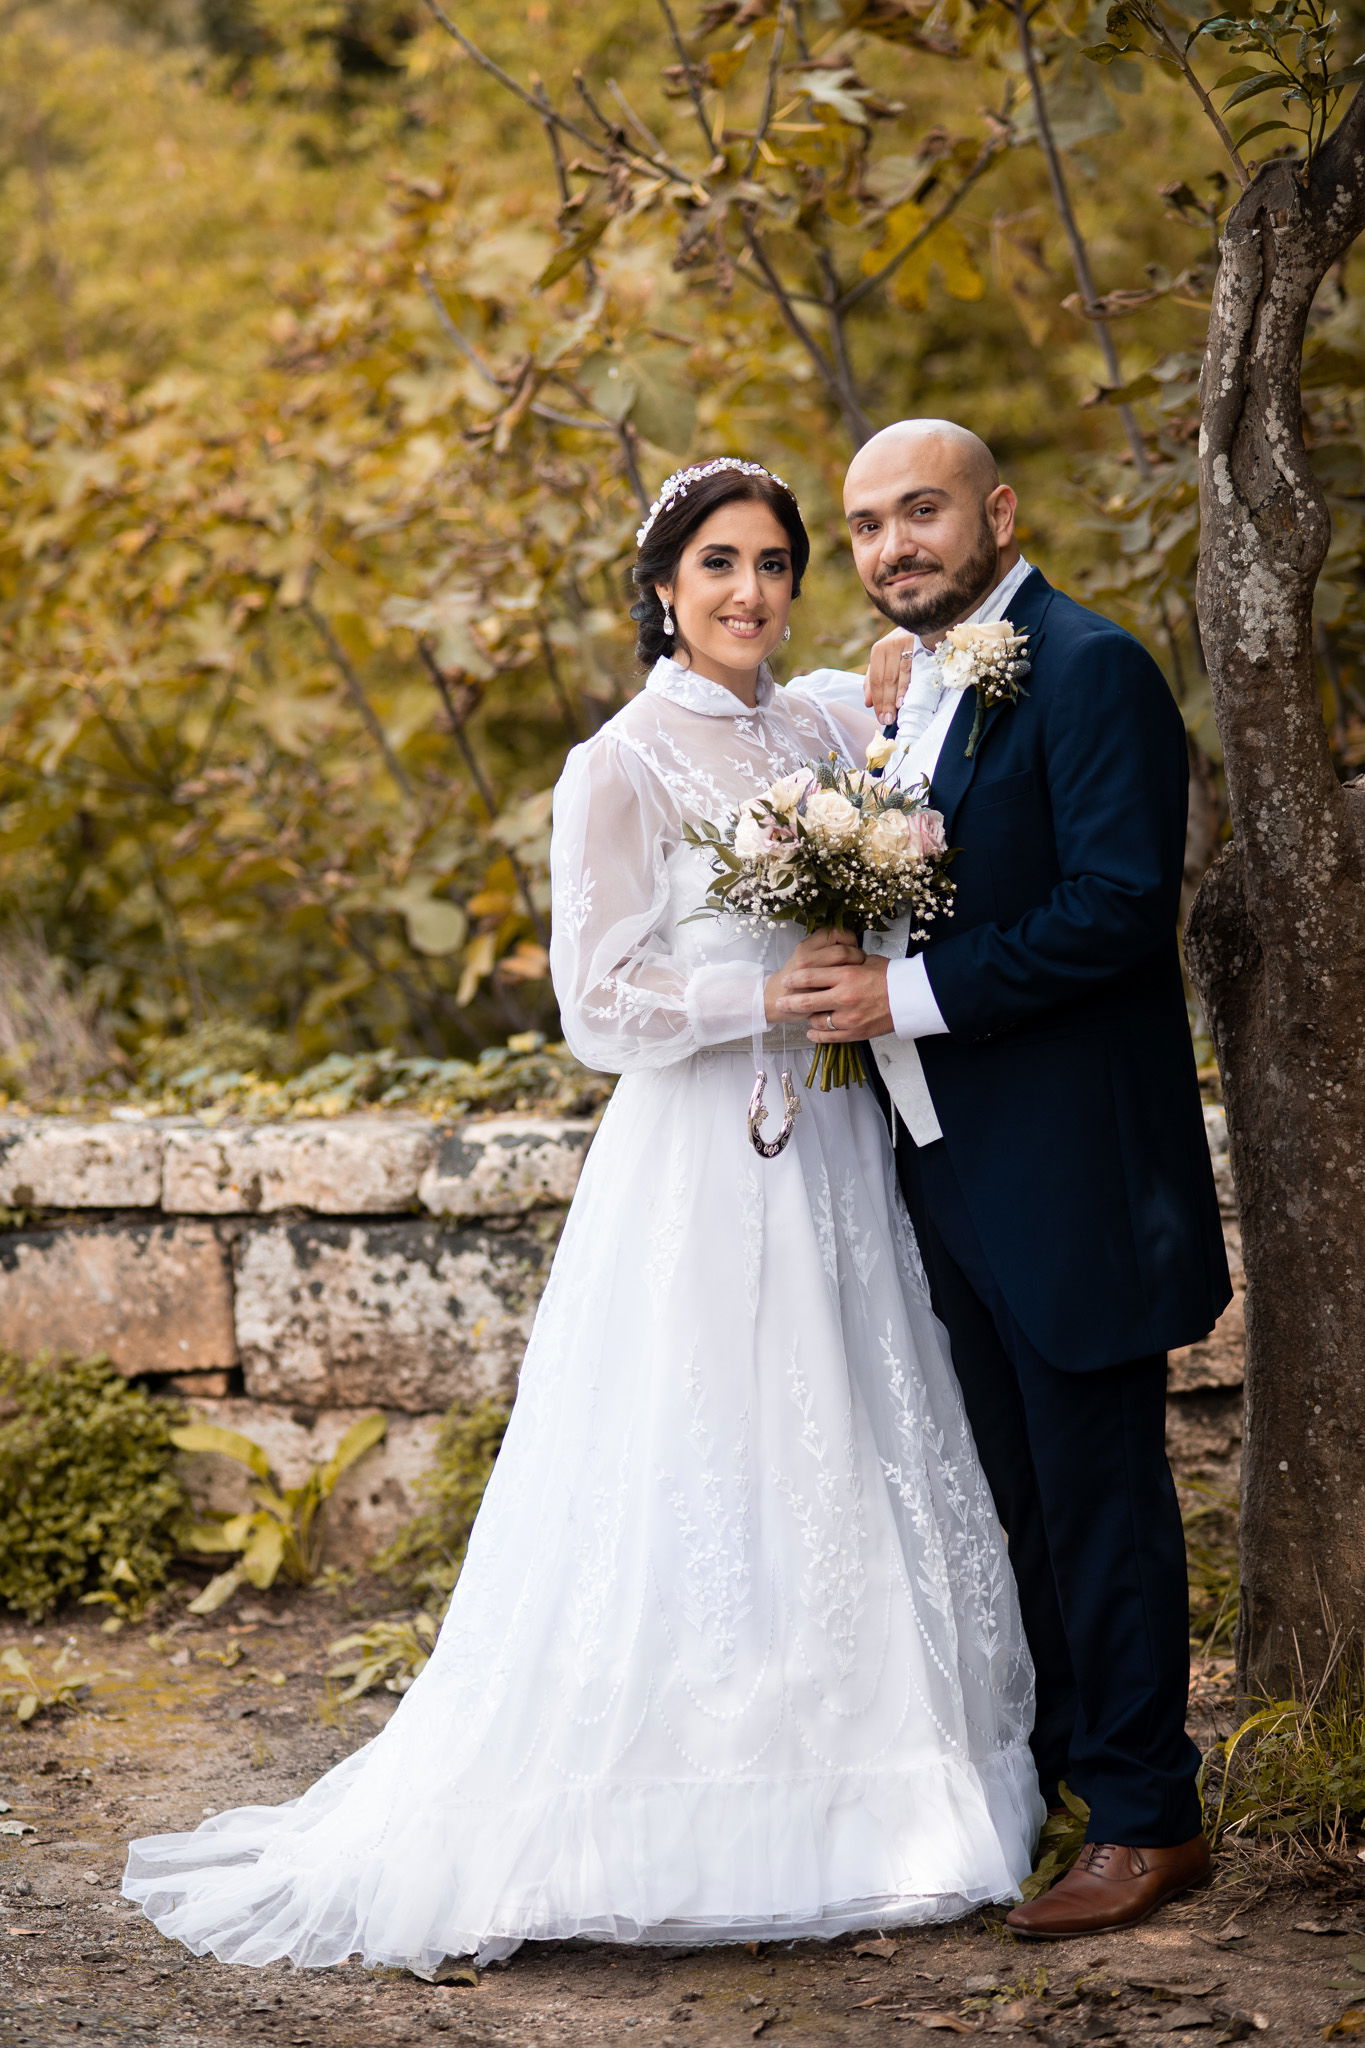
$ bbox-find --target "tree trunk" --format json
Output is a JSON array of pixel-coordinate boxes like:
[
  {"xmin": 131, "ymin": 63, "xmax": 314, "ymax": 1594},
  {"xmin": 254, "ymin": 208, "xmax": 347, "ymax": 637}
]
[{"xmin": 1185, "ymin": 92, "xmax": 1365, "ymax": 1698}]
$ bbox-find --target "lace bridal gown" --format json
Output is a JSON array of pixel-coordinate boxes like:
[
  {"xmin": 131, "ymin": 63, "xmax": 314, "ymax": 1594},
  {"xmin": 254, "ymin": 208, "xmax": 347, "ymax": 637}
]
[{"xmin": 123, "ymin": 656, "xmax": 1043, "ymax": 1974}]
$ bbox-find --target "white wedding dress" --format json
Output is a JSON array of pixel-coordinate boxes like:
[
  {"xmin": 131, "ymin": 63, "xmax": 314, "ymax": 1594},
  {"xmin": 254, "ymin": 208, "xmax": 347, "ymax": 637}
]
[{"xmin": 123, "ymin": 656, "xmax": 1042, "ymax": 1975}]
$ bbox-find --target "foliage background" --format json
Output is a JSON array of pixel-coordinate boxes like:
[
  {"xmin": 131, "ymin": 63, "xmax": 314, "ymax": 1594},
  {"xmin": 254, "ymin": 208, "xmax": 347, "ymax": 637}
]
[{"xmin": 2, "ymin": 0, "xmax": 1363, "ymax": 1084}]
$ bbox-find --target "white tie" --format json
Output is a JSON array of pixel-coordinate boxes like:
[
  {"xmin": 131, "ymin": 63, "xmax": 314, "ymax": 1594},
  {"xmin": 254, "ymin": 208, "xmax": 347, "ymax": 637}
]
[{"xmin": 893, "ymin": 662, "xmax": 942, "ymax": 747}]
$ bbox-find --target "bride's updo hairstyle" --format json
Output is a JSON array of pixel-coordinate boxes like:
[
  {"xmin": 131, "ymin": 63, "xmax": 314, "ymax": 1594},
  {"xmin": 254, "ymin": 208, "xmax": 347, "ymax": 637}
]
[{"xmin": 631, "ymin": 458, "xmax": 809, "ymax": 669}]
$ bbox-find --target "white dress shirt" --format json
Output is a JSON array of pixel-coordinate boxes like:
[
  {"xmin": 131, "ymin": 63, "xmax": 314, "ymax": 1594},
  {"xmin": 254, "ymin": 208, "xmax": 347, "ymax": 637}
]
[{"xmin": 882, "ymin": 556, "xmax": 1035, "ymax": 1040}]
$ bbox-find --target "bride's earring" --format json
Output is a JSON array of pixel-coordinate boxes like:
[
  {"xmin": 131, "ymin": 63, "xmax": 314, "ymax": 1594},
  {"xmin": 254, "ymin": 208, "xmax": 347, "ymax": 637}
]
[
  {"xmin": 782, "ymin": 625, "xmax": 791, "ymax": 641},
  {"xmin": 661, "ymin": 597, "xmax": 675, "ymax": 638},
  {"xmin": 748, "ymin": 1069, "xmax": 801, "ymax": 1159}
]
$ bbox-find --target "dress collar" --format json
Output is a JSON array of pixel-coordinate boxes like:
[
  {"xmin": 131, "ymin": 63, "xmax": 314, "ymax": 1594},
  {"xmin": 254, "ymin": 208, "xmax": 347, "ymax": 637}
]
[{"xmin": 644, "ymin": 655, "xmax": 776, "ymax": 718}]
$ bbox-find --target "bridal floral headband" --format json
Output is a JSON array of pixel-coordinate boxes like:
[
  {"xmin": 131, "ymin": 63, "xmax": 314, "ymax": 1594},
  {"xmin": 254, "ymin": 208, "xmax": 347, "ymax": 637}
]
[{"xmin": 635, "ymin": 458, "xmax": 793, "ymax": 549}]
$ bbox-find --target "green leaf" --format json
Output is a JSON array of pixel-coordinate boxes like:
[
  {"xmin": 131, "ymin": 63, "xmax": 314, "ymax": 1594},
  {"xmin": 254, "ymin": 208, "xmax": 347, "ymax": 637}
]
[
  {"xmin": 1234, "ymin": 117, "xmax": 1300, "ymax": 145},
  {"xmin": 318, "ymin": 1413, "xmax": 388, "ymax": 1496},
  {"xmin": 399, "ymin": 896, "xmax": 468, "ymax": 957},
  {"xmin": 577, "ymin": 351, "xmax": 637, "ymax": 424},
  {"xmin": 170, "ymin": 1423, "xmax": 273, "ymax": 1482},
  {"xmin": 1222, "ymin": 72, "xmax": 1294, "ymax": 109},
  {"xmin": 240, "ymin": 1519, "xmax": 286, "ymax": 1589},
  {"xmin": 536, "ymin": 205, "xmax": 612, "ymax": 289},
  {"xmin": 186, "ymin": 1564, "xmax": 248, "ymax": 1615}
]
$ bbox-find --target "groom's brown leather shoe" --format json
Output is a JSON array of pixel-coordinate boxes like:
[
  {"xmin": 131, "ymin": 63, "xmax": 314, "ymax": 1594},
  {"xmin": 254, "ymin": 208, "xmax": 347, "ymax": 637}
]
[{"xmin": 1005, "ymin": 1834, "xmax": 1211, "ymax": 1938}]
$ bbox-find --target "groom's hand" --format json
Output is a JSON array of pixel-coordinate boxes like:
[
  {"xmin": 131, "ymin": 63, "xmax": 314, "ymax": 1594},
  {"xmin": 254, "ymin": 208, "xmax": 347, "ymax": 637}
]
[
  {"xmin": 864, "ymin": 627, "xmax": 917, "ymax": 728},
  {"xmin": 776, "ymin": 955, "xmax": 894, "ymax": 1042}
]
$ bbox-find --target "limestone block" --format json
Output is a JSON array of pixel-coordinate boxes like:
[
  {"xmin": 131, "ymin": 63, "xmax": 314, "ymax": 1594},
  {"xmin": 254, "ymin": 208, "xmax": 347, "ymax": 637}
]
[
  {"xmin": 1203, "ymin": 1103, "xmax": 1236, "ymax": 1217},
  {"xmin": 162, "ymin": 1116, "xmax": 437, "ymax": 1216},
  {"xmin": 176, "ymin": 1397, "xmax": 444, "ymax": 1566},
  {"xmin": 0, "ymin": 1220, "xmax": 236, "ymax": 1373},
  {"xmin": 419, "ymin": 1116, "xmax": 595, "ymax": 1219},
  {"xmin": 0, "ymin": 1119, "xmax": 163, "ymax": 1209},
  {"xmin": 1167, "ymin": 1388, "xmax": 1243, "ymax": 1492},
  {"xmin": 234, "ymin": 1217, "xmax": 557, "ymax": 1412},
  {"xmin": 1168, "ymin": 1217, "xmax": 1244, "ymax": 1394}
]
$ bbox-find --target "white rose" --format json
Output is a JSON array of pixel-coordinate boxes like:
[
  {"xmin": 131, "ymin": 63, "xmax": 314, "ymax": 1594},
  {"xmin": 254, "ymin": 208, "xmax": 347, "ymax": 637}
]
[
  {"xmin": 734, "ymin": 809, "xmax": 772, "ymax": 860},
  {"xmin": 803, "ymin": 789, "xmax": 860, "ymax": 847},
  {"xmin": 765, "ymin": 770, "xmax": 815, "ymax": 812},
  {"xmin": 864, "ymin": 808, "xmax": 913, "ymax": 868}
]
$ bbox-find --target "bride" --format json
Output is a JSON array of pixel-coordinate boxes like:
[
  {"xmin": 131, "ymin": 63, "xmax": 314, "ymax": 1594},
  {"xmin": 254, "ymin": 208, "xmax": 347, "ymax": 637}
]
[{"xmin": 123, "ymin": 458, "xmax": 1043, "ymax": 1975}]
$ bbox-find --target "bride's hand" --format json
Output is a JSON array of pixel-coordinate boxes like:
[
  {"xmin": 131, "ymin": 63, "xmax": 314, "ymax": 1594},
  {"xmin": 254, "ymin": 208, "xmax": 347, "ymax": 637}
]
[
  {"xmin": 763, "ymin": 929, "xmax": 863, "ymax": 1025},
  {"xmin": 864, "ymin": 627, "xmax": 916, "ymax": 729}
]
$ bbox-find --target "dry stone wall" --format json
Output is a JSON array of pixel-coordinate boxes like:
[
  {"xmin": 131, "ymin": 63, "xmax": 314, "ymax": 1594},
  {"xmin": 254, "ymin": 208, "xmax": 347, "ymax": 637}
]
[{"xmin": 0, "ymin": 1105, "xmax": 1242, "ymax": 1560}]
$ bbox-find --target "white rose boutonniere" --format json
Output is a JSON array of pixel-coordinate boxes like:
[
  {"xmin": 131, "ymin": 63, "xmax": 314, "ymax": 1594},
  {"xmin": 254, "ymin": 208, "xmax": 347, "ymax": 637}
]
[{"xmin": 937, "ymin": 618, "xmax": 1031, "ymax": 757}]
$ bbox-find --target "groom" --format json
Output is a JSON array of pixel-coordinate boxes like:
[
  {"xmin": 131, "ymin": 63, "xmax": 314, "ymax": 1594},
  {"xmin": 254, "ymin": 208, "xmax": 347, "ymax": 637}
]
[{"xmin": 781, "ymin": 419, "xmax": 1231, "ymax": 1937}]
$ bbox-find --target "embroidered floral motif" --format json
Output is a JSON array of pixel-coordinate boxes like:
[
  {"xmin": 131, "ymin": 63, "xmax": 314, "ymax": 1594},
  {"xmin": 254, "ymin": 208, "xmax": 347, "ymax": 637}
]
[
  {"xmin": 774, "ymin": 1345, "xmax": 868, "ymax": 1681},
  {"xmin": 661, "ymin": 1348, "xmax": 753, "ymax": 1682}
]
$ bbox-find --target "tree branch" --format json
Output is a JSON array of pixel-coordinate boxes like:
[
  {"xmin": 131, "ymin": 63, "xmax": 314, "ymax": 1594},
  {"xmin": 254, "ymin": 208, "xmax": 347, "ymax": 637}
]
[
  {"xmin": 306, "ymin": 601, "xmax": 415, "ymax": 801},
  {"xmin": 655, "ymin": 0, "xmax": 716, "ymax": 155},
  {"xmin": 415, "ymin": 265, "xmax": 615, "ymax": 434},
  {"xmin": 419, "ymin": 0, "xmax": 602, "ymax": 156},
  {"xmin": 739, "ymin": 218, "xmax": 874, "ymax": 446},
  {"xmin": 837, "ymin": 124, "xmax": 1010, "ymax": 315},
  {"xmin": 1144, "ymin": 5, "xmax": 1250, "ymax": 188},
  {"xmin": 1012, "ymin": 1, "xmax": 1149, "ymax": 476},
  {"xmin": 416, "ymin": 638, "xmax": 551, "ymax": 948},
  {"xmin": 743, "ymin": 0, "xmax": 789, "ymax": 180}
]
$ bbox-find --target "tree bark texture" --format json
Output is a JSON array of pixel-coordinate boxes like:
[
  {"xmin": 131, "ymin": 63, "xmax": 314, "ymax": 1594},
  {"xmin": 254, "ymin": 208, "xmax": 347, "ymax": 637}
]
[{"xmin": 1186, "ymin": 91, "xmax": 1365, "ymax": 1697}]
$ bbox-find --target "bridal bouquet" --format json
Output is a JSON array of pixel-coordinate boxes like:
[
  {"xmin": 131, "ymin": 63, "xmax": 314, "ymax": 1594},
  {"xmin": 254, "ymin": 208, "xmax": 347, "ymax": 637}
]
[{"xmin": 684, "ymin": 750, "xmax": 955, "ymax": 1091}]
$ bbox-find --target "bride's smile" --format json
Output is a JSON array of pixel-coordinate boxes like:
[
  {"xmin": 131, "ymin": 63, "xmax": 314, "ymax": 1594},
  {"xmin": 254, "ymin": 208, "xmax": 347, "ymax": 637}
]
[{"xmin": 655, "ymin": 498, "xmax": 794, "ymax": 702}]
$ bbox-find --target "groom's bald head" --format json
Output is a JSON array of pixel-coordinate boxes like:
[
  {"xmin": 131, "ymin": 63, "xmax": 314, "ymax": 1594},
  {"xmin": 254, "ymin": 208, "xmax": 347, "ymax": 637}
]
[
  {"xmin": 843, "ymin": 418, "xmax": 1017, "ymax": 638},
  {"xmin": 846, "ymin": 419, "xmax": 1000, "ymax": 504}
]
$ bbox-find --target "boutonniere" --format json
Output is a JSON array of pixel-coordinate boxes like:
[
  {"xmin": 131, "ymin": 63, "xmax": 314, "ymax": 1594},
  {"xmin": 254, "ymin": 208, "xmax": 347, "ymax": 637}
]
[{"xmin": 937, "ymin": 619, "xmax": 1032, "ymax": 758}]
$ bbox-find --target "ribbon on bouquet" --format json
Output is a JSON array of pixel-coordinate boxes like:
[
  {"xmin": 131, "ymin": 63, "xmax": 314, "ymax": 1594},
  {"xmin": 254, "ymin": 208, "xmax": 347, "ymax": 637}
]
[{"xmin": 866, "ymin": 715, "xmax": 944, "ymax": 1150}]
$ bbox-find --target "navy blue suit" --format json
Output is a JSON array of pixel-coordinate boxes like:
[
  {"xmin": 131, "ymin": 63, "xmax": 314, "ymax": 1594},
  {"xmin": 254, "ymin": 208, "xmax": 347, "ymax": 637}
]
[{"xmin": 879, "ymin": 568, "xmax": 1230, "ymax": 1845}]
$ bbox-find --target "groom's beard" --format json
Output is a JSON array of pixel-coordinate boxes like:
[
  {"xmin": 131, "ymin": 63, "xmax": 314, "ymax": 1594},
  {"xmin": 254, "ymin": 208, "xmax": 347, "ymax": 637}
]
[{"xmin": 868, "ymin": 520, "xmax": 1001, "ymax": 638}]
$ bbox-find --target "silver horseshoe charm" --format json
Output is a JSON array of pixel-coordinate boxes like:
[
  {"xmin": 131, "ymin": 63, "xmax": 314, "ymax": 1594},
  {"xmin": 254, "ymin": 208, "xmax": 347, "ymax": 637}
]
[{"xmin": 748, "ymin": 1069, "xmax": 802, "ymax": 1159}]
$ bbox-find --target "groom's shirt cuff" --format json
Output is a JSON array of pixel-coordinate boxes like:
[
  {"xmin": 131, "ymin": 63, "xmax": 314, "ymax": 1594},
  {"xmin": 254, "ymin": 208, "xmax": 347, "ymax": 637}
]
[{"xmin": 885, "ymin": 954, "xmax": 950, "ymax": 1040}]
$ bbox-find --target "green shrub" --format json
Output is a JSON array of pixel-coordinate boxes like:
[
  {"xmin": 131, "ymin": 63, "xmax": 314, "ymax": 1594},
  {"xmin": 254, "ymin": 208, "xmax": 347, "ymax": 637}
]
[
  {"xmin": 0, "ymin": 1353, "xmax": 186, "ymax": 1622},
  {"xmin": 375, "ymin": 1397, "xmax": 511, "ymax": 1607}
]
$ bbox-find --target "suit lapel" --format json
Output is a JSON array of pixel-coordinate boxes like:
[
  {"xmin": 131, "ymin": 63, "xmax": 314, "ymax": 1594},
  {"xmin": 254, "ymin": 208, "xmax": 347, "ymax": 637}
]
[{"xmin": 930, "ymin": 566, "xmax": 1056, "ymax": 841}]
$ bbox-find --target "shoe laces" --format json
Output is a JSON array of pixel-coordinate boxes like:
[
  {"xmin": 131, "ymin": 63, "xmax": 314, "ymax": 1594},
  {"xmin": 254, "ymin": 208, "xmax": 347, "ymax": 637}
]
[{"xmin": 1077, "ymin": 1841, "xmax": 1129, "ymax": 1877}]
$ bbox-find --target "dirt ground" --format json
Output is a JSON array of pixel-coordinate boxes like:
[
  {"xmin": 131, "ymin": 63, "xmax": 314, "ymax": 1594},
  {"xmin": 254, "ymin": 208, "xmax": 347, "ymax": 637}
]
[{"xmin": 3, "ymin": 1593, "xmax": 1364, "ymax": 2048}]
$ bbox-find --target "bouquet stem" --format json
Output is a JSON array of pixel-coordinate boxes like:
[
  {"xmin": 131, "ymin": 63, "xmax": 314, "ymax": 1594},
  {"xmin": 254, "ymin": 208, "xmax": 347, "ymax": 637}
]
[{"xmin": 806, "ymin": 1042, "xmax": 867, "ymax": 1092}]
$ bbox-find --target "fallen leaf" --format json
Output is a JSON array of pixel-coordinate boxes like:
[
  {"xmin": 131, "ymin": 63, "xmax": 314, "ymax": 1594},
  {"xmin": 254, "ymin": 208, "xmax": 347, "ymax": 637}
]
[
  {"xmin": 921, "ymin": 2019, "xmax": 977, "ymax": 2035},
  {"xmin": 0, "ymin": 1821, "xmax": 35, "ymax": 1836},
  {"xmin": 1296, "ymin": 1922, "xmax": 1352, "ymax": 1936},
  {"xmin": 853, "ymin": 1995, "xmax": 887, "ymax": 2008},
  {"xmin": 1154, "ymin": 2008, "xmax": 1214, "ymax": 2031},
  {"xmin": 853, "ymin": 1937, "xmax": 901, "ymax": 1961},
  {"xmin": 6, "ymin": 1929, "xmax": 42, "ymax": 1938},
  {"xmin": 1323, "ymin": 2013, "xmax": 1365, "ymax": 2040}
]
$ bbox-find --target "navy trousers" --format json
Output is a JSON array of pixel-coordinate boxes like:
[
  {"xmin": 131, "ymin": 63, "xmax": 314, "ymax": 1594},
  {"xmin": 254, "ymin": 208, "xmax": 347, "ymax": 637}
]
[{"xmin": 895, "ymin": 1130, "xmax": 1203, "ymax": 1846}]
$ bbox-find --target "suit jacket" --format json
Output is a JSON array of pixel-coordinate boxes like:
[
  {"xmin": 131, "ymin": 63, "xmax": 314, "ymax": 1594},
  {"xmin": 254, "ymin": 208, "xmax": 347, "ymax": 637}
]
[{"xmin": 870, "ymin": 567, "xmax": 1231, "ymax": 1372}]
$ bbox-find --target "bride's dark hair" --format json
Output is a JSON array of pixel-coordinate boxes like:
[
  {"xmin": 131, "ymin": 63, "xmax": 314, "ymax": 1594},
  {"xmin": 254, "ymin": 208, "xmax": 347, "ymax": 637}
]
[{"xmin": 630, "ymin": 465, "xmax": 810, "ymax": 669}]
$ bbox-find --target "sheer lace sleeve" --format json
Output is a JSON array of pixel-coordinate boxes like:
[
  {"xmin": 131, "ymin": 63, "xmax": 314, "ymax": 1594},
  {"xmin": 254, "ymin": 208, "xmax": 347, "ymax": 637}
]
[
  {"xmin": 549, "ymin": 731, "xmax": 769, "ymax": 1075},
  {"xmin": 782, "ymin": 668, "xmax": 877, "ymax": 761}
]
